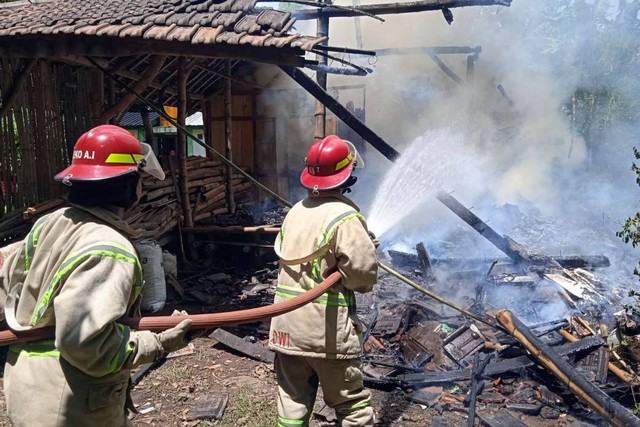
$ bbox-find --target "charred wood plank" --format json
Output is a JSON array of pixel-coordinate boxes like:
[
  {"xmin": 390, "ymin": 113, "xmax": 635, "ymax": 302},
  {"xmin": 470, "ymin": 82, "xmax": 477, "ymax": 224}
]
[
  {"xmin": 558, "ymin": 329, "xmax": 637, "ymax": 384},
  {"xmin": 415, "ymin": 242, "xmax": 433, "ymax": 277},
  {"xmin": 466, "ymin": 352, "xmax": 493, "ymax": 427},
  {"xmin": 435, "ymin": 191, "xmax": 527, "ymax": 263},
  {"xmin": 476, "ymin": 410, "xmax": 530, "ymax": 427},
  {"xmin": 131, "ymin": 354, "xmax": 167, "ymax": 386},
  {"xmin": 280, "ymin": 65, "xmax": 400, "ymax": 161},
  {"xmin": 388, "ymin": 250, "xmax": 610, "ymax": 270},
  {"xmin": 497, "ymin": 310, "xmax": 640, "ymax": 427},
  {"xmin": 209, "ymin": 328, "xmax": 275, "ymax": 363},
  {"xmin": 396, "ymin": 336, "xmax": 603, "ymax": 385}
]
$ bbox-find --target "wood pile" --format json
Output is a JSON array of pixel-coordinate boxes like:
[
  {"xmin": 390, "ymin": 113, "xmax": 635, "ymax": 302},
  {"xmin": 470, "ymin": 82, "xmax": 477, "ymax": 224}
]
[
  {"xmin": 127, "ymin": 156, "xmax": 255, "ymax": 240},
  {"xmin": 0, "ymin": 156, "xmax": 256, "ymax": 244}
]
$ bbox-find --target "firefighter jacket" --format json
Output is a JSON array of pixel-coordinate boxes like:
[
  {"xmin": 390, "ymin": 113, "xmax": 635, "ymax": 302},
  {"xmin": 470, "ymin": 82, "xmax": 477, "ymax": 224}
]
[
  {"xmin": 269, "ymin": 191, "xmax": 378, "ymax": 359},
  {"xmin": 0, "ymin": 204, "xmax": 169, "ymax": 427}
]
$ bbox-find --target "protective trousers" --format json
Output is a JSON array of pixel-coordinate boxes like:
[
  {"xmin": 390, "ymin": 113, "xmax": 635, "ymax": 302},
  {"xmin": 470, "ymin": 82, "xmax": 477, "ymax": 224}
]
[{"xmin": 275, "ymin": 352, "xmax": 374, "ymax": 427}]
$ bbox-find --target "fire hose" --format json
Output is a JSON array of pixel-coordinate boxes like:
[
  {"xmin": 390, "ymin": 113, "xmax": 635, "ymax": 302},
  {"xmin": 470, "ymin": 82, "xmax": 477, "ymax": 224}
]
[
  {"xmin": 0, "ymin": 271, "xmax": 341, "ymax": 347},
  {"xmin": 0, "ymin": 262, "xmax": 501, "ymax": 347}
]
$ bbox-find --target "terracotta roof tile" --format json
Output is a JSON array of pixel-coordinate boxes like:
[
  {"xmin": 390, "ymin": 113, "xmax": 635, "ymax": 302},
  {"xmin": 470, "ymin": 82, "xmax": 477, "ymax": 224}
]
[
  {"xmin": 0, "ymin": 0, "xmax": 322, "ymax": 52},
  {"xmin": 191, "ymin": 25, "xmax": 224, "ymax": 44},
  {"xmin": 166, "ymin": 24, "xmax": 200, "ymax": 41},
  {"xmin": 234, "ymin": 15, "xmax": 260, "ymax": 34},
  {"xmin": 119, "ymin": 23, "xmax": 155, "ymax": 38},
  {"xmin": 256, "ymin": 9, "xmax": 290, "ymax": 31}
]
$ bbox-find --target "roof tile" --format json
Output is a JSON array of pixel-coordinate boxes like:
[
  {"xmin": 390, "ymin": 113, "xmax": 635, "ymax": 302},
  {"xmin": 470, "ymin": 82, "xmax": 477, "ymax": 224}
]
[
  {"xmin": 256, "ymin": 9, "xmax": 290, "ymax": 31},
  {"xmin": 234, "ymin": 15, "xmax": 260, "ymax": 34},
  {"xmin": 166, "ymin": 24, "xmax": 200, "ymax": 41},
  {"xmin": 142, "ymin": 23, "xmax": 178, "ymax": 40},
  {"xmin": 0, "ymin": 0, "xmax": 322, "ymax": 52},
  {"xmin": 191, "ymin": 25, "xmax": 224, "ymax": 44}
]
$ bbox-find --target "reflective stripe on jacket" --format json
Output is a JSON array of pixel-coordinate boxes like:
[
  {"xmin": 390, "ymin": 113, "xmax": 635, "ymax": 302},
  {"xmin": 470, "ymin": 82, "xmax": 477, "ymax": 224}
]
[
  {"xmin": 1, "ymin": 205, "xmax": 167, "ymax": 426},
  {"xmin": 269, "ymin": 192, "xmax": 378, "ymax": 359}
]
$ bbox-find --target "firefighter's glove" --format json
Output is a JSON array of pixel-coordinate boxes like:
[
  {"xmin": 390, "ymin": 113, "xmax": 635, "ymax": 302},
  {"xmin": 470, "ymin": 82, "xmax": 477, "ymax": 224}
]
[
  {"xmin": 368, "ymin": 231, "xmax": 380, "ymax": 249},
  {"xmin": 158, "ymin": 319, "xmax": 193, "ymax": 353}
]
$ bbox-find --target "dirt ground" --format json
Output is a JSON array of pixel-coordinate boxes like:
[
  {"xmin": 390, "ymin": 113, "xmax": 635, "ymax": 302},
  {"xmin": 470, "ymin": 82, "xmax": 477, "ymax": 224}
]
[
  {"xmin": 129, "ymin": 336, "xmax": 469, "ymax": 427},
  {"xmin": 0, "ymin": 333, "xmax": 610, "ymax": 427}
]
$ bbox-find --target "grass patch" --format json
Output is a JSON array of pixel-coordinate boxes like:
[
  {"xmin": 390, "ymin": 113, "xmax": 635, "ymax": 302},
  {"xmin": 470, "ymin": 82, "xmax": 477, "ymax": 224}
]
[{"xmin": 218, "ymin": 386, "xmax": 277, "ymax": 427}]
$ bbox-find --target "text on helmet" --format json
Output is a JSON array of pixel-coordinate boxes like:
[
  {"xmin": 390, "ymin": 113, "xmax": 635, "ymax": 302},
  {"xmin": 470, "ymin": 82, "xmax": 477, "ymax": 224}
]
[{"xmin": 73, "ymin": 150, "xmax": 96, "ymax": 160}]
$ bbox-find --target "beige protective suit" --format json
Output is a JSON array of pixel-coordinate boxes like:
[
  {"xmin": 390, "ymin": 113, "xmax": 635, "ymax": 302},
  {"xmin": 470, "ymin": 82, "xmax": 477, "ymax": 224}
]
[
  {"xmin": 1, "ymin": 204, "xmax": 175, "ymax": 427},
  {"xmin": 269, "ymin": 192, "xmax": 378, "ymax": 427}
]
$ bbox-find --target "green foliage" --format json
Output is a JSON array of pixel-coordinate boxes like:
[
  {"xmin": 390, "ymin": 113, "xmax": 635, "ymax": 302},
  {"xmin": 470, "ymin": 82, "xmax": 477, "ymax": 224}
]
[{"xmin": 617, "ymin": 148, "xmax": 640, "ymax": 248}]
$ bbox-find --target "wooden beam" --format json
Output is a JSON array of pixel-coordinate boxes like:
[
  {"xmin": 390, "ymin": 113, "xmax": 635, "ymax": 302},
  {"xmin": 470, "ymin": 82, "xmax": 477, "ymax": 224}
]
[
  {"xmin": 0, "ymin": 36, "xmax": 306, "ymax": 67},
  {"xmin": 0, "ymin": 58, "xmax": 36, "ymax": 117},
  {"xmin": 224, "ymin": 60, "xmax": 235, "ymax": 214},
  {"xmin": 292, "ymin": 0, "xmax": 511, "ymax": 20},
  {"xmin": 54, "ymin": 55, "xmax": 206, "ymax": 101},
  {"xmin": 280, "ymin": 65, "xmax": 400, "ymax": 160},
  {"xmin": 100, "ymin": 55, "xmax": 167, "ymax": 122},
  {"xmin": 428, "ymin": 53, "xmax": 463, "ymax": 85},
  {"xmin": 375, "ymin": 46, "xmax": 482, "ymax": 56}
]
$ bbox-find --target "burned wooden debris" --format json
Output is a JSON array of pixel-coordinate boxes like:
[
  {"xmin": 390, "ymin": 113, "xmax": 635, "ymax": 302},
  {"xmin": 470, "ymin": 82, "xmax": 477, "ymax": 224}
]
[
  {"xmin": 346, "ymin": 193, "xmax": 639, "ymax": 425},
  {"xmin": 209, "ymin": 328, "xmax": 275, "ymax": 364}
]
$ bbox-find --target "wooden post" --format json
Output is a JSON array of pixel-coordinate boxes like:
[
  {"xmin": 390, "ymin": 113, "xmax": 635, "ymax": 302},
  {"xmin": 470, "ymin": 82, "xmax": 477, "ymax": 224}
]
[
  {"xmin": 466, "ymin": 52, "xmax": 478, "ymax": 83},
  {"xmin": 314, "ymin": 1, "xmax": 330, "ymax": 140},
  {"xmin": 177, "ymin": 57, "xmax": 196, "ymax": 259},
  {"xmin": 224, "ymin": 60, "xmax": 236, "ymax": 213},
  {"xmin": 141, "ymin": 107, "xmax": 156, "ymax": 153},
  {"xmin": 88, "ymin": 69, "xmax": 105, "ymax": 126}
]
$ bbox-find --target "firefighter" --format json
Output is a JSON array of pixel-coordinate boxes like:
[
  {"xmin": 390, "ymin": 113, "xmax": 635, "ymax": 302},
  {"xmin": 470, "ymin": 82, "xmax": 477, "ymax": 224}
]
[
  {"xmin": 269, "ymin": 135, "xmax": 378, "ymax": 427},
  {"xmin": 1, "ymin": 125, "xmax": 193, "ymax": 427}
]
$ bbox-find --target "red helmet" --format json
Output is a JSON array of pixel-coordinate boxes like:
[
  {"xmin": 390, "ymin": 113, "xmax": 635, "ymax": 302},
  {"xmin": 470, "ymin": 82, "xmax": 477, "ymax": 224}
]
[
  {"xmin": 54, "ymin": 125, "xmax": 165, "ymax": 185},
  {"xmin": 300, "ymin": 135, "xmax": 363, "ymax": 191}
]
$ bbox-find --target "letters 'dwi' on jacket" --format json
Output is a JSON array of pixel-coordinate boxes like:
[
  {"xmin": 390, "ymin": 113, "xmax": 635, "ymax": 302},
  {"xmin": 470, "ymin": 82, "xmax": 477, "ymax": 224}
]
[
  {"xmin": 0, "ymin": 204, "xmax": 169, "ymax": 427},
  {"xmin": 269, "ymin": 192, "xmax": 378, "ymax": 359}
]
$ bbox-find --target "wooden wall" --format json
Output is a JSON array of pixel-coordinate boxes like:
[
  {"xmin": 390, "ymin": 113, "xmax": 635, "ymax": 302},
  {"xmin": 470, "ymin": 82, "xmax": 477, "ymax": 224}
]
[
  {"xmin": 0, "ymin": 59, "xmax": 92, "ymax": 215},
  {"xmin": 204, "ymin": 87, "xmax": 345, "ymax": 203}
]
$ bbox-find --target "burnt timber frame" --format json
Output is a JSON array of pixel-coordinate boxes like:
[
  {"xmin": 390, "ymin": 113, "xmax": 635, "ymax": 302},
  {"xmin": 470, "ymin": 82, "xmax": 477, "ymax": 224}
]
[
  {"xmin": 280, "ymin": 65, "xmax": 400, "ymax": 160},
  {"xmin": 292, "ymin": 0, "xmax": 512, "ymax": 20}
]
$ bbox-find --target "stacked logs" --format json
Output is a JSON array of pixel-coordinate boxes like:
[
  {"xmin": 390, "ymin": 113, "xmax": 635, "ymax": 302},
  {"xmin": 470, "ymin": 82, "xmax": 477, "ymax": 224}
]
[
  {"xmin": 0, "ymin": 156, "xmax": 255, "ymax": 244},
  {"xmin": 125, "ymin": 156, "xmax": 255, "ymax": 240}
]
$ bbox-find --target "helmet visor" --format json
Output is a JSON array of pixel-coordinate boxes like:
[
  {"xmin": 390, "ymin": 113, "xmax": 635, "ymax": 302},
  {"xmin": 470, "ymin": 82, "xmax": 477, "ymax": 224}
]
[
  {"xmin": 140, "ymin": 143, "xmax": 165, "ymax": 180},
  {"xmin": 344, "ymin": 140, "xmax": 364, "ymax": 169}
]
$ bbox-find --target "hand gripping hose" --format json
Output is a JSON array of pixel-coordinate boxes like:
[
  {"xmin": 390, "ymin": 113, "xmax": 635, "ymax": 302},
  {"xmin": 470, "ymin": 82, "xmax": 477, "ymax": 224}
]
[{"xmin": 0, "ymin": 271, "xmax": 342, "ymax": 346}]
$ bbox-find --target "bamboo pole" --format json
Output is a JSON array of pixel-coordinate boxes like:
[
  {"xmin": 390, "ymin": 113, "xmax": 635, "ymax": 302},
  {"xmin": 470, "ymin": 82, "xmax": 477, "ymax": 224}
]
[{"xmin": 496, "ymin": 310, "xmax": 640, "ymax": 427}]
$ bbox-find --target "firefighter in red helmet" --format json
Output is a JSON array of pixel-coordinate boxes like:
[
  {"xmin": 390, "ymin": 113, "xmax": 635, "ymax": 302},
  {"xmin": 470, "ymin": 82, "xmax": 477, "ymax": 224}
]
[
  {"xmin": 1, "ymin": 125, "xmax": 193, "ymax": 427},
  {"xmin": 270, "ymin": 135, "xmax": 378, "ymax": 427}
]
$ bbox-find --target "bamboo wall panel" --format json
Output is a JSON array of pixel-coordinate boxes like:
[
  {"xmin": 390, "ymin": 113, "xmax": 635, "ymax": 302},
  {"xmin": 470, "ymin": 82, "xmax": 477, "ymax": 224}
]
[{"xmin": 0, "ymin": 59, "xmax": 92, "ymax": 216}]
